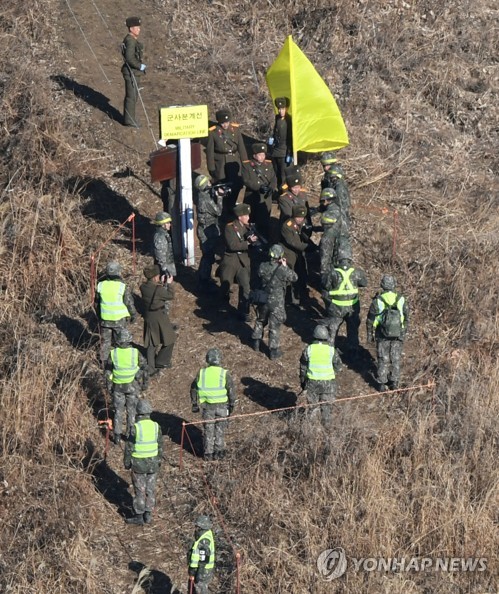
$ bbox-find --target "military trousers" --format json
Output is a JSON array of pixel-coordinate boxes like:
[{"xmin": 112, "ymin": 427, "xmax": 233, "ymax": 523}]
[
  {"xmin": 376, "ymin": 338, "xmax": 404, "ymax": 386},
  {"xmin": 198, "ymin": 230, "xmax": 221, "ymax": 283},
  {"xmin": 188, "ymin": 571, "xmax": 213, "ymax": 594},
  {"xmin": 131, "ymin": 470, "xmax": 157, "ymax": 514},
  {"xmin": 123, "ymin": 73, "xmax": 139, "ymax": 126},
  {"xmin": 147, "ymin": 343, "xmax": 174, "ymax": 371},
  {"xmin": 112, "ymin": 383, "xmax": 140, "ymax": 439},
  {"xmin": 252, "ymin": 304, "xmax": 286, "ymax": 350},
  {"xmin": 305, "ymin": 380, "xmax": 337, "ymax": 427},
  {"xmin": 326, "ymin": 305, "xmax": 361, "ymax": 351},
  {"xmin": 202, "ymin": 404, "xmax": 229, "ymax": 456},
  {"xmin": 100, "ymin": 323, "xmax": 126, "ymax": 367}
]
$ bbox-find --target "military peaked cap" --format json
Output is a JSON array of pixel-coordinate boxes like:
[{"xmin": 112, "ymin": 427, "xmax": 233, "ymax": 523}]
[
  {"xmin": 144, "ymin": 264, "xmax": 160, "ymax": 279},
  {"xmin": 286, "ymin": 172, "xmax": 302, "ymax": 187},
  {"xmin": 126, "ymin": 16, "xmax": 141, "ymax": 28},
  {"xmin": 215, "ymin": 109, "xmax": 231, "ymax": 123},
  {"xmin": 292, "ymin": 205, "xmax": 307, "ymax": 218},
  {"xmin": 233, "ymin": 203, "xmax": 251, "ymax": 217},
  {"xmin": 275, "ymin": 97, "xmax": 289, "ymax": 108},
  {"xmin": 251, "ymin": 142, "xmax": 267, "ymax": 155}
]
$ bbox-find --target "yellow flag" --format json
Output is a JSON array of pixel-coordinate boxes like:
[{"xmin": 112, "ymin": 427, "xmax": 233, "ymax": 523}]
[{"xmin": 266, "ymin": 36, "xmax": 349, "ymax": 153}]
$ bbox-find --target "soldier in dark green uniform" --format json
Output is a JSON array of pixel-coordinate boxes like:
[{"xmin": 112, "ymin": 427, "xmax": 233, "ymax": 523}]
[
  {"xmin": 121, "ymin": 17, "xmax": 146, "ymax": 127},
  {"xmin": 187, "ymin": 515, "xmax": 215, "ymax": 594},
  {"xmin": 251, "ymin": 244, "xmax": 297, "ymax": 359},
  {"xmin": 278, "ymin": 169, "xmax": 309, "ymax": 223},
  {"xmin": 206, "ymin": 109, "xmax": 248, "ymax": 211},
  {"xmin": 241, "ymin": 142, "xmax": 277, "ymax": 239},
  {"xmin": 218, "ymin": 203, "xmax": 258, "ymax": 320},
  {"xmin": 269, "ymin": 97, "xmax": 293, "ymax": 192},
  {"xmin": 280, "ymin": 205, "xmax": 309, "ymax": 306}
]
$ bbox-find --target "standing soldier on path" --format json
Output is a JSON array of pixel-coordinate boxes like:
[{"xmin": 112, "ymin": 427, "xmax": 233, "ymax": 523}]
[
  {"xmin": 366, "ymin": 275, "xmax": 409, "ymax": 391},
  {"xmin": 251, "ymin": 244, "xmax": 297, "ymax": 360},
  {"xmin": 206, "ymin": 109, "xmax": 248, "ymax": 211},
  {"xmin": 278, "ymin": 169, "xmax": 309, "ymax": 224},
  {"xmin": 241, "ymin": 142, "xmax": 277, "ymax": 239},
  {"xmin": 319, "ymin": 202, "xmax": 342, "ymax": 289},
  {"xmin": 95, "ymin": 261, "xmax": 136, "ymax": 367},
  {"xmin": 121, "ymin": 16, "xmax": 146, "ymax": 128},
  {"xmin": 124, "ymin": 399, "xmax": 163, "ymax": 525},
  {"xmin": 321, "ymin": 154, "xmax": 351, "ymax": 232},
  {"xmin": 218, "ymin": 203, "xmax": 258, "ymax": 320},
  {"xmin": 300, "ymin": 325, "xmax": 338, "ymax": 427},
  {"xmin": 191, "ymin": 349, "xmax": 236, "ymax": 461},
  {"xmin": 280, "ymin": 205, "xmax": 310, "ymax": 306},
  {"xmin": 269, "ymin": 97, "xmax": 293, "ymax": 192},
  {"xmin": 105, "ymin": 328, "xmax": 148, "ymax": 445},
  {"xmin": 139, "ymin": 265, "xmax": 176, "ymax": 374},
  {"xmin": 187, "ymin": 515, "xmax": 215, "ymax": 594},
  {"xmin": 152, "ymin": 211, "xmax": 176, "ymax": 280},
  {"xmin": 322, "ymin": 242, "xmax": 367, "ymax": 354},
  {"xmin": 194, "ymin": 174, "xmax": 224, "ymax": 292}
]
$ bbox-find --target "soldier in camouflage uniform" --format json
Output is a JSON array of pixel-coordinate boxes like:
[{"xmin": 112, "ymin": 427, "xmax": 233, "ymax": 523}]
[
  {"xmin": 124, "ymin": 399, "xmax": 163, "ymax": 525},
  {"xmin": 366, "ymin": 275, "xmax": 409, "ymax": 391},
  {"xmin": 319, "ymin": 201, "xmax": 343, "ymax": 290},
  {"xmin": 321, "ymin": 153, "xmax": 351, "ymax": 231},
  {"xmin": 269, "ymin": 96, "xmax": 293, "ymax": 192},
  {"xmin": 191, "ymin": 349, "xmax": 236, "ymax": 461},
  {"xmin": 194, "ymin": 174, "xmax": 223, "ymax": 292},
  {"xmin": 300, "ymin": 325, "xmax": 338, "ymax": 427},
  {"xmin": 278, "ymin": 169, "xmax": 309, "ymax": 223},
  {"xmin": 241, "ymin": 142, "xmax": 277, "ymax": 239},
  {"xmin": 121, "ymin": 17, "xmax": 146, "ymax": 127},
  {"xmin": 322, "ymin": 241, "xmax": 368, "ymax": 353},
  {"xmin": 218, "ymin": 203, "xmax": 258, "ymax": 320},
  {"xmin": 187, "ymin": 515, "xmax": 215, "ymax": 594},
  {"xmin": 152, "ymin": 211, "xmax": 176, "ymax": 278},
  {"xmin": 251, "ymin": 244, "xmax": 298, "ymax": 360},
  {"xmin": 105, "ymin": 328, "xmax": 148, "ymax": 445},
  {"xmin": 280, "ymin": 205, "xmax": 309, "ymax": 305},
  {"xmin": 95, "ymin": 261, "xmax": 136, "ymax": 366},
  {"xmin": 206, "ymin": 109, "xmax": 248, "ymax": 211}
]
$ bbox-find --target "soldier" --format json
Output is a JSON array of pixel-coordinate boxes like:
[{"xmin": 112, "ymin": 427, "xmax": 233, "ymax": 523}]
[
  {"xmin": 206, "ymin": 108, "xmax": 248, "ymax": 211},
  {"xmin": 366, "ymin": 275, "xmax": 409, "ymax": 391},
  {"xmin": 194, "ymin": 174, "xmax": 223, "ymax": 292},
  {"xmin": 321, "ymin": 154, "xmax": 351, "ymax": 231},
  {"xmin": 152, "ymin": 211, "xmax": 176, "ymax": 279},
  {"xmin": 218, "ymin": 203, "xmax": 258, "ymax": 320},
  {"xmin": 278, "ymin": 169, "xmax": 309, "ymax": 223},
  {"xmin": 241, "ymin": 142, "xmax": 277, "ymax": 239},
  {"xmin": 280, "ymin": 205, "xmax": 309, "ymax": 305},
  {"xmin": 121, "ymin": 16, "xmax": 146, "ymax": 127},
  {"xmin": 95, "ymin": 261, "xmax": 136, "ymax": 366},
  {"xmin": 322, "ymin": 242, "xmax": 368, "ymax": 353},
  {"xmin": 105, "ymin": 328, "xmax": 148, "ymax": 445},
  {"xmin": 187, "ymin": 515, "xmax": 215, "ymax": 594},
  {"xmin": 319, "ymin": 201, "xmax": 342, "ymax": 289},
  {"xmin": 139, "ymin": 265, "xmax": 176, "ymax": 374},
  {"xmin": 191, "ymin": 349, "xmax": 236, "ymax": 461},
  {"xmin": 269, "ymin": 96, "xmax": 293, "ymax": 191},
  {"xmin": 251, "ymin": 244, "xmax": 297, "ymax": 359},
  {"xmin": 300, "ymin": 325, "xmax": 338, "ymax": 427},
  {"xmin": 124, "ymin": 399, "xmax": 163, "ymax": 525}
]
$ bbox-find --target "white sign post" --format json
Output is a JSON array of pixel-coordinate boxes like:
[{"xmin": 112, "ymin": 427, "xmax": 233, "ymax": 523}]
[{"xmin": 178, "ymin": 138, "xmax": 195, "ymax": 266}]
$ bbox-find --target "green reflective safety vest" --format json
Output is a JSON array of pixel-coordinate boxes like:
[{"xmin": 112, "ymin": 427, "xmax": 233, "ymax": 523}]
[
  {"xmin": 131, "ymin": 419, "xmax": 159, "ymax": 459},
  {"xmin": 189, "ymin": 530, "xmax": 215, "ymax": 570},
  {"xmin": 306, "ymin": 343, "xmax": 335, "ymax": 381},
  {"xmin": 110, "ymin": 347, "xmax": 139, "ymax": 384},
  {"xmin": 328, "ymin": 267, "xmax": 359, "ymax": 307},
  {"xmin": 197, "ymin": 366, "xmax": 228, "ymax": 404},
  {"xmin": 97, "ymin": 280, "xmax": 129, "ymax": 321},
  {"xmin": 373, "ymin": 291, "xmax": 406, "ymax": 328}
]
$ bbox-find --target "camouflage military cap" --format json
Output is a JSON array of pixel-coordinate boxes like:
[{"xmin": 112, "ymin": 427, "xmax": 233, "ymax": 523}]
[
  {"xmin": 194, "ymin": 174, "xmax": 210, "ymax": 191},
  {"xmin": 195, "ymin": 515, "xmax": 212, "ymax": 529},
  {"xmin": 136, "ymin": 399, "xmax": 153, "ymax": 415},
  {"xmin": 330, "ymin": 164, "xmax": 344, "ymax": 179},
  {"xmin": 320, "ymin": 151, "xmax": 338, "ymax": 165},
  {"xmin": 144, "ymin": 264, "xmax": 160, "ymax": 279},
  {"xmin": 206, "ymin": 348, "xmax": 222, "ymax": 365},
  {"xmin": 381, "ymin": 275, "xmax": 396, "ymax": 290},
  {"xmin": 106, "ymin": 261, "xmax": 122, "ymax": 276},
  {"xmin": 292, "ymin": 205, "xmax": 307, "ymax": 218},
  {"xmin": 275, "ymin": 97, "xmax": 289, "ymax": 108},
  {"xmin": 251, "ymin": 142, "xmax": 267, "ymax": 155},
  {"xmin": 125, "ymin": 16, "xmax": 141, "ymax": 28},
  {"xmin": 154, "ymin": 211, "xmax": 172, "ymax": 225},
  {"xmin": 313, "ymin": 325, "xmax": 329, "ymax": 340},
  {"xmin": 116, "ymin": 328, "xmax": 133, "ymax": 345},
  {"xmin": 269, "ymin": 244, "xmax": 284, "ymax": 259},
  {"xmin": 337, "ymin": 241, "xmax": 353, "ymax": 262},
  {"xmin": 320, "ymin": 187, "xmax": 337, "ymax": 202},
  {"xmin": 233, "ymin": 203, "xmax": 251, "ymax": 217},
  {"xmin": 215, "ymin": 109, "xmax": 231, "ymax": 123}
]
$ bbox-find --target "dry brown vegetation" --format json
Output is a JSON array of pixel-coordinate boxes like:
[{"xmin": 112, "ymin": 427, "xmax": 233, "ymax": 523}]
[{"xmin": 1, "ymin": 0, "xmax": 498, "ymax": 592}]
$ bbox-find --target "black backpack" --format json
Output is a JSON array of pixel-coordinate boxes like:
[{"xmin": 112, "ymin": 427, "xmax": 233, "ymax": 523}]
[{"xmin": 379, "ymin": 294, "xmax": 402, "ymax": 338}]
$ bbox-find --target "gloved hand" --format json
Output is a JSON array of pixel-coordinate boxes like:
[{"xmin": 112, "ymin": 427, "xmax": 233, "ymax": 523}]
[
  {"xmin": 228, "ymin": 404, "xmax": 234, "ymax": 416},
  {"xmin": 192, "ymin": 404, "xmax": 200, "ymax": 413},
  {"xmin": 285, "ymin": 155, "xmax": 293, "ymax": 165},
  {"xmin": 139, "ymin": 64, "xmax": 147, "ymax": 72},
  {"xmin": 260, "ymin": 185, "xmax": 270, "ymax": 194},
  {"xmin": 124, "ymin": 461, "xmax": 131, "ymax": 470},
  {"xmin": 267, "ymin": 137, "xmax": 274, "ymax": 146}
]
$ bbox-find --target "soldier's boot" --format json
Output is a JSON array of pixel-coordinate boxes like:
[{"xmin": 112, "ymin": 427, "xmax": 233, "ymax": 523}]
[
  {"xmin": 143, "ymin": 511, "xmax": 152, "ymax": 524},
  {"xmin": 126, "ymin": 514, "xmax": 144, "ymax": 525},
  {"xmin": 112, "ymin": 433, "xmax": 121, "ymax": 445},
  {"xmin": 379, "ymin": 383, "xmax": 388, "ymax": 392},
  {"xmin": 269, "ymin": 348, "xmax": 283, "ymax": 360},
  {"xmin": 203, "ymin": 452, "xmax": 214, "ymax": 461},
  {"xmin": 390, "ymin": 380, "xmax": 400, "ymax": 390},
  {"xmin": 251, "ymin": 339, "xmax": 261, "ymax": 352},
  {"xmin": 213, "ymin": 450, "xmax": 226, "ymax": 461}
]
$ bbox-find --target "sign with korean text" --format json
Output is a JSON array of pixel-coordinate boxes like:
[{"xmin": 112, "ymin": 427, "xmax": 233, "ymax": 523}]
[{"xmin": 159, "ymin": 104, "xmax": 208, "ymax": 140}]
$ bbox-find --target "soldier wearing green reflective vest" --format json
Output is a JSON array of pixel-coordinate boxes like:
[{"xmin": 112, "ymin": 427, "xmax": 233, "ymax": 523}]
[
  {"xmin": 190, "ymin": 348, "xmax": 236, "ymax": 461},
  {"xmin": 124, "ymin": 399, "xmax": 163, "ymax": 525},
  {"xmin": 95, "ymin": 261, "xmax": 136, "ymax": 366},
  {"xmin": 187, "ymin": 515, "xmax": 215, "ymax": 594},
  {"xmin": 322, "ymin": 241, "xmax": 367, "ymax": 354},
  {"xmin": 105, "ymin": 328, "xmax": 148, "ymax": 445},
  {"xmin": 366, "ymin": 275, "xmax": 409, "ymax": 392},
  {"xmin": 300, "ymin": 325, "xmax": 339, "ymax": 427}
]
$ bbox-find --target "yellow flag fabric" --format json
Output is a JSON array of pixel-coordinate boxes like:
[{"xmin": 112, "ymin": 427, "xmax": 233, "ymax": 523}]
[{"xmin": 266, "ymin": 36, "xmax": 349, "ymax": 153}]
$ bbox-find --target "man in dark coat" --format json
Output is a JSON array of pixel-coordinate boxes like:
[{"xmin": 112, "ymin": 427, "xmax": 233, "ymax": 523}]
[
  {"xmin": 206, "ymin": 108, "xmax": 248, "ymax": 211},
  {"xmin": 280, "ymin": 205, "xmax": 309, "ymax": 305},
  {"xmin": 121, "ymin": 16, "xmax": 146, "ymax": 127},
  {"xmin": 269, "ymin": 97, "xmax": 293, "ymax": 191},
  {"xmin": 241, "ymin": 142, "xmax": 277, "ymax": 239},
  {"xmin": 278, "ymin": 169, "xmax": 309, "ymax": 224},
  {"xmin": 139, "ymin": 265, "xmax": 176, "ymax": 374}
]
